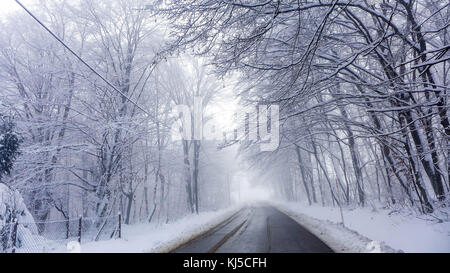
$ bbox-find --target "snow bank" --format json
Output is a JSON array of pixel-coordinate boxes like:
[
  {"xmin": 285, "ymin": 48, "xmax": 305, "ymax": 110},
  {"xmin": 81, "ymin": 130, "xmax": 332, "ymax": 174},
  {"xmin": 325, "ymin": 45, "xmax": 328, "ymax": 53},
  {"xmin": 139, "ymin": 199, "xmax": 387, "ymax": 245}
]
[
  {"xmin": 274, "ymin": 201, "xmax": 450, "ymax": 253},
  {"xmin": 56, "ymin": 206, "xmax": 240, "ymax": 253}
]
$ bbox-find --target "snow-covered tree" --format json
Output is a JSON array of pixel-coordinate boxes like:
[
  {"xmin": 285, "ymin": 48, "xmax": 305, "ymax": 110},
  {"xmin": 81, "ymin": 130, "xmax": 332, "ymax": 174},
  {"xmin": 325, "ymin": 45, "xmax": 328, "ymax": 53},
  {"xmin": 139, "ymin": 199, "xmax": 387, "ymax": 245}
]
[{"xmin": 0, "ymin": 115, "xmax": 21, "ymax": 182}]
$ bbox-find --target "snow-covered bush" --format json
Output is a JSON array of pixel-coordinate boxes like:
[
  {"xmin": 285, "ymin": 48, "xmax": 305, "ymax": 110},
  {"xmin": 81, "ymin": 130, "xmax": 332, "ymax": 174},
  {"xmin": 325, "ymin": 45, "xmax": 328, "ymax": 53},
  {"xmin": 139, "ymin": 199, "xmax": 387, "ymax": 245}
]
[{"xmin": 0, "ymin": 183, "xmax": 38, "ymax": 252}]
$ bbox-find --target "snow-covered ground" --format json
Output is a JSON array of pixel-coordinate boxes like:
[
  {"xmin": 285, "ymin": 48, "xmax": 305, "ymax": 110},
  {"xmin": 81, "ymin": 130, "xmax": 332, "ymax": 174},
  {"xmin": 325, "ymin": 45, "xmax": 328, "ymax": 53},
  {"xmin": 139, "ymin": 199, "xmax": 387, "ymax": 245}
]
[
  {"xmin": 274, "ymin": 201, "xmax": 450, "ymax": 253},
  {"xmin": 53, "ymin": 206, "xmax": 239, "ymax": 253}
]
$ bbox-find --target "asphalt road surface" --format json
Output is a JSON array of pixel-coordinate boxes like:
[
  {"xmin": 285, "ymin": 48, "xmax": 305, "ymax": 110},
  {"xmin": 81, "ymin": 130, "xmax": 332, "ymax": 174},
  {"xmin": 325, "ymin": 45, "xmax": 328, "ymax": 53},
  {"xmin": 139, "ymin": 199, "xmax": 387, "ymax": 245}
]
[{"xmin": 172, "ymin": 205, "xmax": 333, "ymax": 253}]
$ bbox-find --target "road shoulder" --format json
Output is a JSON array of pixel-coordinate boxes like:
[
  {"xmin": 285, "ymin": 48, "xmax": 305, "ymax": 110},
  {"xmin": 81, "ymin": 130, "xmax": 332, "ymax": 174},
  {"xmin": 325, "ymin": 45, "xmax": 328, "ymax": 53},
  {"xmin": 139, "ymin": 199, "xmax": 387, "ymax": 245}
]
[{"xmin": 273, "ymin": 202, "xmax": 399, "ymax": 253}]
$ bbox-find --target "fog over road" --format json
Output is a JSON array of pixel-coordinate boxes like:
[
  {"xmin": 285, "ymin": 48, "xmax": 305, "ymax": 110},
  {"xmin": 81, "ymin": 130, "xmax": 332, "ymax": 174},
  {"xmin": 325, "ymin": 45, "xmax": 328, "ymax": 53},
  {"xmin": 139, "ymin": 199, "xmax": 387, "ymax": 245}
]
[{"xmin": 173, "ymin": 205, "xmax": 334, "ymax": 253}]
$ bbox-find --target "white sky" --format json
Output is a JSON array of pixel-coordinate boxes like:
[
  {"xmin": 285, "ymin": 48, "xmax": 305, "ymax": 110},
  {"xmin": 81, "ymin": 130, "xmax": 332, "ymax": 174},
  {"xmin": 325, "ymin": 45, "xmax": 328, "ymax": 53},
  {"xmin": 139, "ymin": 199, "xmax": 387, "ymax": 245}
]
[
  {"xmin": 205, "ymin": 79, "xmax": 240, "ymax": 135},
  {"xmin": 0, "ymin": 0, "xmax": 24, "ymax": 16}
]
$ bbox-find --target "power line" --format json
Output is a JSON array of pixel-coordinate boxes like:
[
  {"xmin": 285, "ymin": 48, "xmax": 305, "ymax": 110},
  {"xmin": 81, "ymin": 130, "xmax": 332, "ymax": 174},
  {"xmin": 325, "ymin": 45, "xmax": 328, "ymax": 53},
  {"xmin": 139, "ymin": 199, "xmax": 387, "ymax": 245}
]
[{"xmin": 14, "ymin": 0, "xmax": 152, "ymax": 117}]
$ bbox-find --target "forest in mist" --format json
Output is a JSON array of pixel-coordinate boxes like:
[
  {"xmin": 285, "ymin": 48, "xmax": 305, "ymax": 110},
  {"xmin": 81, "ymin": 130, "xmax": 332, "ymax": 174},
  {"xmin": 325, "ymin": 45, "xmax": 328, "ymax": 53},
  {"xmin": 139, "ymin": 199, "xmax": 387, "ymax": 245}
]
[{"xmin": 0, "ymin": 0, "xmax": 449, "ymax": 252}]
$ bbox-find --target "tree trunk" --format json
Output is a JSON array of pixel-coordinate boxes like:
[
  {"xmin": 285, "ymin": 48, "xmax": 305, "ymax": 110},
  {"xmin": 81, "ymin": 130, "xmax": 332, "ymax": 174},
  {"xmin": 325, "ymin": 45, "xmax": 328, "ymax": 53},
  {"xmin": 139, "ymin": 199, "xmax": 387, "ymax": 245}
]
[
  {"xmin": 295, "ymin": 145, "xmax": 312, "ymax": 205},
  {"xmin": 183, "ymin": 140, "xmax": 194, "ymax": 213},
  {"xmin": 192, "ymin": 140, "xmax": 201, "ymax": 214}
]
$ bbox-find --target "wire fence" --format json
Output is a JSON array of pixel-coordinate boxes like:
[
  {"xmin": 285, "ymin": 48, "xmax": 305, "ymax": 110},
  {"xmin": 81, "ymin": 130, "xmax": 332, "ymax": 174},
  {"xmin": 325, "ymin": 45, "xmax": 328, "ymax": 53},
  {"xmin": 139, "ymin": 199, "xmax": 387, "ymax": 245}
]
[{"xmin": 0, "ymin": 213, "xmax": 122, "ymax": 253}]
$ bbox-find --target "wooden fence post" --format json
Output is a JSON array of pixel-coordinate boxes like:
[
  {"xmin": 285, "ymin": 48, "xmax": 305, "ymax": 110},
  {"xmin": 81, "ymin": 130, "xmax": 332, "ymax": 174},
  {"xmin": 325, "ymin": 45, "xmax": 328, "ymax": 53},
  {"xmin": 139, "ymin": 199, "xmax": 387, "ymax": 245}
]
[
  {"xmin": 78, "ymin": 216, "xmax": 82, "ymax": 243},
  {"xmin": 118, "ymin": 212, "xmax": 121, "ymax": 239},
  {"xmin": 11, "ymin": 218, "xmax": 18, "ymax": 253},
  {"xmin": 66, "ymin": 218, "xmax": 69, "ymax": 239}
]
